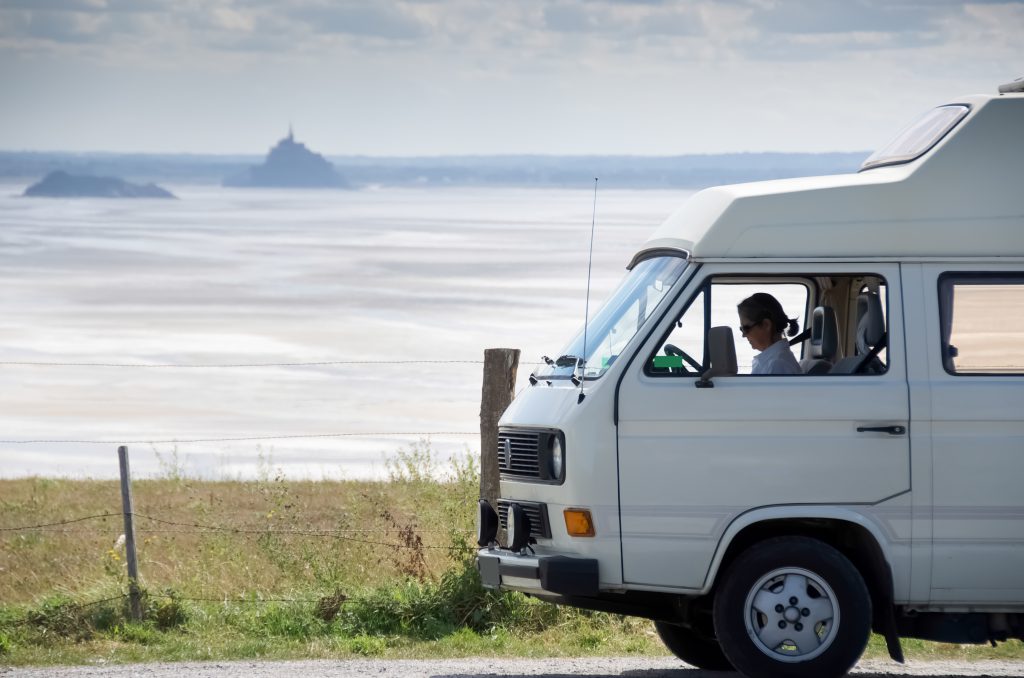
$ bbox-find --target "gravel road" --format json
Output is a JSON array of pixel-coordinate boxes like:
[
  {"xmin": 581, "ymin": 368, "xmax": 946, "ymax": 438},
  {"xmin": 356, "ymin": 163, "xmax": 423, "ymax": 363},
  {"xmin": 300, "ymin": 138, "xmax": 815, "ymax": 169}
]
[{"xmin": 4, "ymin": 657, "xmax": 1023, "ymax": 677}]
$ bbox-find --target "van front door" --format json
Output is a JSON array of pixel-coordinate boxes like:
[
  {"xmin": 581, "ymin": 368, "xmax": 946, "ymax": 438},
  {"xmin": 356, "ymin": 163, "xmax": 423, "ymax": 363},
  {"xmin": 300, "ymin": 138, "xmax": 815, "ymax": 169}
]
[{"xmin": 616, "ymin": 264, "xmax": 911, "ymax": 591}]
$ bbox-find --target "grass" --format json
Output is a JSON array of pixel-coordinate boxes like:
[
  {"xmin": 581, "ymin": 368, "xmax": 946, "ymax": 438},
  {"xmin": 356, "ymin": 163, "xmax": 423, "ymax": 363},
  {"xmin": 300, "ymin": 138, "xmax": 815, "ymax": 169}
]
[
  {"xmin": 0, "ymin": 446, "xmax": 472, "ymax": 603},
  {"xmin": 1, "ymin": 441, "xmax": 1022, "ymax": 666}
]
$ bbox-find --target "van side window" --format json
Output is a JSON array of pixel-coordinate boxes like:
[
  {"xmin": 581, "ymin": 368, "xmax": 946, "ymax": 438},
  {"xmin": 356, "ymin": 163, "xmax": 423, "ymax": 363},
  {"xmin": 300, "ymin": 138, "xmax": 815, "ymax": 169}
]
[
  {"xmin": 646, "ymin": 280, "xmax": 809, "ymax": 376},
  {"xmin": 939, "ymin": 274, "xmax": 1024, "ymax": 375},
  {"xmin": 646, "ymin": 275, "xmax": 894, "ymax": 377},
  {"xmin": 709, "ymin": 282, "xmax": 808, "ymax": 374}
]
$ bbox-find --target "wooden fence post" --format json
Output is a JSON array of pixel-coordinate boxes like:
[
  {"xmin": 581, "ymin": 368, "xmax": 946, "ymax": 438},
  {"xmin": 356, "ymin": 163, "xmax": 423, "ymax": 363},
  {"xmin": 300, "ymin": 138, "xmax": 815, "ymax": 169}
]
[
  {"xmin": 118, "ymin": 445, "xmax": 143, "ymax": 622},
  {"xmin": 479, "ymin": 348, "xmax": 520, "ymax": 508}
]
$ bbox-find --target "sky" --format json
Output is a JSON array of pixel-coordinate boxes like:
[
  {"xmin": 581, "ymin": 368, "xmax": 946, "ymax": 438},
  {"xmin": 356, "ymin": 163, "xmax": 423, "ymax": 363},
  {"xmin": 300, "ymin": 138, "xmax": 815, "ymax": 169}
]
[{"xmin": 0, "ymin": 0, "xmax": 1020, "ymax": 156}]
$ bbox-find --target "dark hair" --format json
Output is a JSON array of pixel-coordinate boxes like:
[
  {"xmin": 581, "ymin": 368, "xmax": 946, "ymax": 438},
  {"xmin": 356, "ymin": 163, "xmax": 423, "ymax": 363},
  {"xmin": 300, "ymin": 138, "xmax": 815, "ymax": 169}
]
[{"xmin": 737, "ymin": 293, "xmax": 800, "ymax": 338}]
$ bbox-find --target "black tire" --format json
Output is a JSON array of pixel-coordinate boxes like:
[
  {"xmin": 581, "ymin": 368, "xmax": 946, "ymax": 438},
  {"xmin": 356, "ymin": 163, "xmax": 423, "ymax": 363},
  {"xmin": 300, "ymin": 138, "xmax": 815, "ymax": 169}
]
[
  {"xmin": 654, "ymin": 620, "xmax": 734, "ymax": 671},
  {"xmin": 713, "ymin": 536, "xmax": 871, "ymax": 678}
]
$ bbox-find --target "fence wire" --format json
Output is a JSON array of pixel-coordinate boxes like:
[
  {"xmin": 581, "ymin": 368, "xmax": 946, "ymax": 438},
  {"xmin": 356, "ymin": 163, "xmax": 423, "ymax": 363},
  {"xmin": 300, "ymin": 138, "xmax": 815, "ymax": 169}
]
[
  {"xmin": 134, "ymin": 514, "xmax": 457, "ymax": 550},
  {"xmin": 0, "ymin": 431, "xmax": 477, "ymax": 445},
  {"xmin": 0, "ymin": 513, "xmax": 121, "ymax": 532},
  {"xmin": 0, "ymin": 511, "xmax": 467, "ymax": 549},
  {"xmin": 0, "ymin": 359, "xmax": 484, "ymax": 368}
]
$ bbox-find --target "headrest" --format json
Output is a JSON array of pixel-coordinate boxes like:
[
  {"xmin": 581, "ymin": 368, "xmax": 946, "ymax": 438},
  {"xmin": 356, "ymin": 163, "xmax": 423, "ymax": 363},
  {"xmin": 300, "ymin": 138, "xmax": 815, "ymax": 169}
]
[
  {"xmin": 855, "ymin": 293, "xmax": 885, "ymax": 354},
  {"xmin": 810, "ymin": 306, "xmax": 839, "ymax": 360},
  {"xmin": 702, "ymin": 326, "xmax": 738, "ymax": 379}
]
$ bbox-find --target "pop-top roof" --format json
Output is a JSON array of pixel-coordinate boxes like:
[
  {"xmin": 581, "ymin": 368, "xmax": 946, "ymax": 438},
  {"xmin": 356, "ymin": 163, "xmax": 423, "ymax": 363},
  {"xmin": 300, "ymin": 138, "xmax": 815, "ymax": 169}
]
[{"xmin": 635, "ymin": 93, "xmax": 1024, "ymax": 262}]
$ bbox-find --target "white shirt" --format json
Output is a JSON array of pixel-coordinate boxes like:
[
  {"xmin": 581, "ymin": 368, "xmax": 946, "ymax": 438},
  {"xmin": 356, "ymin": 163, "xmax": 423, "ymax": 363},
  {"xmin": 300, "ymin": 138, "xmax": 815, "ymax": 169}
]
[{"xmin": 751, "ymin": 339, "xmax": 802, "ymax": 375}]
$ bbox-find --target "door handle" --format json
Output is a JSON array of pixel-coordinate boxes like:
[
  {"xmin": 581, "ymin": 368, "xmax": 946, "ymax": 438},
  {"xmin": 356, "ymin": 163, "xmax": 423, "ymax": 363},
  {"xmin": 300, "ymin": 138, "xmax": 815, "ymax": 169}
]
[{"xmin": 856, "ymin": 425, "xmax": 906, "ymax": 435}]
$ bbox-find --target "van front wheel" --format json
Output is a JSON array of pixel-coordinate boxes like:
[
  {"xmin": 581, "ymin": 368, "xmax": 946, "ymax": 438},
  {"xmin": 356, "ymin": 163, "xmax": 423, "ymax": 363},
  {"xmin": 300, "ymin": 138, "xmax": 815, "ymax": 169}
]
[
  {"xmin": 712, "ymin": 537, "xmax": 871, "ymax": 678},
  {"xmin": 653, "ymin": 620, "xmax": 733, "ymax": 671}
]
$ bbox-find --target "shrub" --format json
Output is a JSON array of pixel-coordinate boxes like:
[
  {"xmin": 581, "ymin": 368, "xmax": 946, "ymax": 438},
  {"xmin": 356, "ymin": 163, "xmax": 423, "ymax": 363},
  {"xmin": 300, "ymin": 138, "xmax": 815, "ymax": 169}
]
[
  {"xmin": 88, "ymin": 598, "xmax": 124, "ymax": 632},
  {"xmin": 314, "ymin": 589, "xmax": 347, "ymax": 622},
  {"xmin": 148, "ymin": 590, "xmax": 188, "ymax": 630},
  {"xmin": 25, "ymin": 595, "xmax": 93, "ymax": 641},
  {"xmin": 337, "ymin": 529, "xmax": 566, "ymax": 641}
]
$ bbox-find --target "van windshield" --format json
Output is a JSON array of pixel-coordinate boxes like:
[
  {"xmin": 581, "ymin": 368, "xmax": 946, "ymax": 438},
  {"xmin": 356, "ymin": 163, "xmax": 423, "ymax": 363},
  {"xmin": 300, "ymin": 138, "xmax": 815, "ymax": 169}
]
[{"xmin": 537, "ymin": 255, "xmax": 689, "ymax": 380}]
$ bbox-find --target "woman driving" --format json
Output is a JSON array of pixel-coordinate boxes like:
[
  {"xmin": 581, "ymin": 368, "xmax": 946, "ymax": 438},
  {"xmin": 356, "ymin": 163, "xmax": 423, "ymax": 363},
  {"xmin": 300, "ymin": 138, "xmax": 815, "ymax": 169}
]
[{"xmin": 737, "ymin": 293, "xmax": 802, "ymax": 375}]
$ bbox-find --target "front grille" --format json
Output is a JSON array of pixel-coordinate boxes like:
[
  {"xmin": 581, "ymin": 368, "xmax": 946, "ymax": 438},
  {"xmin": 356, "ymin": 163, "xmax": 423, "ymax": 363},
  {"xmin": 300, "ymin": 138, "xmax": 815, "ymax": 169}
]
[
  {"xmin": 498, "ymin": 429, "xmax": 541, "ymax": 477},
  {"xmin": 497, "ymin": 499, "xmax": 551, "ymax": 539}
]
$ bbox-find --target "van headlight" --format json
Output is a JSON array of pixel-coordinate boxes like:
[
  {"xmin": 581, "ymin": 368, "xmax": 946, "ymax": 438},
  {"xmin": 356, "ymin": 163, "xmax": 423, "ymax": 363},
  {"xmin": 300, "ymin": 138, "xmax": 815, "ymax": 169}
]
[
  {"xmin": 550, "ymin": 436, "xmax": 564, "ymax": 479},
  {"xmin": 507, "ymin": 503, "xmax": 532, "ymax": 552}
]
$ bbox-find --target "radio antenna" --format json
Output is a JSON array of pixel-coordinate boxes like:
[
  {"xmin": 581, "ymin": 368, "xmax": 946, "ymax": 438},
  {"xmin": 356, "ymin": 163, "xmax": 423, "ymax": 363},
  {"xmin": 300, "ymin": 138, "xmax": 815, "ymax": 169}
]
[{"xmin": 577, "ymin": 177, "xmax": 598, "ymax": 404}]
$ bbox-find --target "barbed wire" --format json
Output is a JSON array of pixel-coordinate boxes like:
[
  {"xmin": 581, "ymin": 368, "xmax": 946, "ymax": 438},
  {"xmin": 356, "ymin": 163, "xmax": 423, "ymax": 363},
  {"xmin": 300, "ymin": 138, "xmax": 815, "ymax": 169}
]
[
  {"xmin": 0, "ymin": 512, "xmax": 470, "ymax": 542},
  {"xmin": 0, "ymin": 513, "xmax": 121, "ymax": 532},
  {"xmin": 148, "ymin": 593, "xmax": 327, "ymax": 604},
  {"xmin": 0, "ymin": 524, "xmax": 463, "ymax": 536},
  {"xmin": 0, "ymin": 431, "xmax": 477, "ymax": 445},
  {"xmin": 0, "ymin": 359, "xmax": 484, "ymax": 368},
  {"xmin": 0, "ymin": 527, "xmax": 470, "ymax": 538},
  {"xmin": 134, "ymin": 514, "xmax": 456, "ymax": 550}
]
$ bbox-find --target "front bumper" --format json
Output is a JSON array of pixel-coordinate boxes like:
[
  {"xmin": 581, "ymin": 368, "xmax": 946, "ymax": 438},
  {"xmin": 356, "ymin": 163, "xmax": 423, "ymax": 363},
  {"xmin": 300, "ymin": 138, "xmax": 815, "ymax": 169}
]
[{"xmin": 477, "ymin": 548, "xmax": 599, "ymax": 596}]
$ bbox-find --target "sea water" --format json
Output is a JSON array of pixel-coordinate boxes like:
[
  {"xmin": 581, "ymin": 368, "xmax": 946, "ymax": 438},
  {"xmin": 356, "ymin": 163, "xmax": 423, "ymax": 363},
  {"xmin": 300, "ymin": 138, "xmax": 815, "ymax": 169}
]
[{"xmin": 0, "ymin": 185, "xmax": 693, "ymax": 479}]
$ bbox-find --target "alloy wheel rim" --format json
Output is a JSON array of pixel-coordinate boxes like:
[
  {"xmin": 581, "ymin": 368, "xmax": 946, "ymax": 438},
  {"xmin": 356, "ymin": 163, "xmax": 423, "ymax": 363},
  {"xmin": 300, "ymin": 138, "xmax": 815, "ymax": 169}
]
[{"xmin": 742, "ymin": 566, "xmax": 840, "ymax": 663}]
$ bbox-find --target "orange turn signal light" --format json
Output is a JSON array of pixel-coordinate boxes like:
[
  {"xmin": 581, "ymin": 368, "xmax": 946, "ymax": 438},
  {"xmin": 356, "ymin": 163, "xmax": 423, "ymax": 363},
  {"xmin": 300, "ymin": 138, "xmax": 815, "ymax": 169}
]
[{"xmin": 563, "ymin": 508, "xmax": 596, "ymax": 537}]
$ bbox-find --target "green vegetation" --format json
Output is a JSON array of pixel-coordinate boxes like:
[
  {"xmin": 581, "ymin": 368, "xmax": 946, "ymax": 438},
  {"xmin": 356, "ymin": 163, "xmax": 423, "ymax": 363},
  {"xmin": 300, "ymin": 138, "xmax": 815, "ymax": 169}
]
[{"xmin": 1, "ymin": 441, "xmax": 1022, "ymax": 666}]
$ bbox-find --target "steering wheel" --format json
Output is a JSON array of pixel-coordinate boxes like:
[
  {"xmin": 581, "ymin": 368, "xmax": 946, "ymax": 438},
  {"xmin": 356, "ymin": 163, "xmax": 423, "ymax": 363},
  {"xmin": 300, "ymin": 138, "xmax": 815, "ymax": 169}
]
[{"xmin": 664, "ymin": 344, "xmax": 703, "ymax": 373}]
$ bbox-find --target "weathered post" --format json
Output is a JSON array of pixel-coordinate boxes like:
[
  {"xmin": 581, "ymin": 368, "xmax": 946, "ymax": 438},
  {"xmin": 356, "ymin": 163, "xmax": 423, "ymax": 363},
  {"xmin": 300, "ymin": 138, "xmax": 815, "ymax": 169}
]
[
  {"xmin": 479, "ymin": 348, "xmax": 520, "ymax": 508},
  {"xmin": 117, "ymin": 445, "xmax": 143, "ymax": 622}
]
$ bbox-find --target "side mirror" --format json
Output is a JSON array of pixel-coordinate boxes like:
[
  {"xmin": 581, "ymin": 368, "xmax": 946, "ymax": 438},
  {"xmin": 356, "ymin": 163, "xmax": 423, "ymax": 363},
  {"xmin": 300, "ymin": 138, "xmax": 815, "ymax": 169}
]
[{"xmin": 696, "ymin": 326, "xmax": 737, "ymax": 388}]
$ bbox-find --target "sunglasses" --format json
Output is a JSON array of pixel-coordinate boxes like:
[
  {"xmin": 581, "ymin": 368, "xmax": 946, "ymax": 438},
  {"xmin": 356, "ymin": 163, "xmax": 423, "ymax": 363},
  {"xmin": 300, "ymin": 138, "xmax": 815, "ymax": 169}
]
[{"xmin": 739, "ymin": 320, "xmax": 763, "ymax": 335}]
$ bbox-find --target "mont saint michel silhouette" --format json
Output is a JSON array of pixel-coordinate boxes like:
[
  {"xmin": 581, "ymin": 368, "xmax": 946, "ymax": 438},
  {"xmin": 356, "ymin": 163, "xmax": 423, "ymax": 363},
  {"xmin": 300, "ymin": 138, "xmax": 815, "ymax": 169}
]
[{"xmin": 224, "ymin": 128, "xmax": 349, "ymax": 188}]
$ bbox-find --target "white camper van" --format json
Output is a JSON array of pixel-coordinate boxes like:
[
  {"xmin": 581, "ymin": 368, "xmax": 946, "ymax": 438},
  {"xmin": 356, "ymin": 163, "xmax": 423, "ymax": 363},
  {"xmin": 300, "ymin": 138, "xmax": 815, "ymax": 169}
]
[{"xmin": 476, "ymin": 80, "xmax": 1024, "ymax": 678}]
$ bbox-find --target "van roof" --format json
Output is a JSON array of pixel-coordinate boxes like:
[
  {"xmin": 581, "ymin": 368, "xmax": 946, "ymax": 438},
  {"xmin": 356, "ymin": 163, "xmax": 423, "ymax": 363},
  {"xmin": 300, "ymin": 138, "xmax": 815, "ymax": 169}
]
[{"xmin": 635, "ymin": 93, "xmax": 1024, "ymax": 263}]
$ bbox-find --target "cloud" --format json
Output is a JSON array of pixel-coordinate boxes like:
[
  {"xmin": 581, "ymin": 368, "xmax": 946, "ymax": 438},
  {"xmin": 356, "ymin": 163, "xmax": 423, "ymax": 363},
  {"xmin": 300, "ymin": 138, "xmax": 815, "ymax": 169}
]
[
  {"xmin": 731, "ymin": 0, "xmax": 1022, "ymax": 62},
  {"xmin": 211, "ymin": 7, "xmax": 255, "ymax": 32},
  {"xmin": 0, "ymin": 0, "xmax": 170, "ymax": 13},
  {"xmin": 0, "ymin": 6, "xmax": 110, "ymax": 43},
  {"xmin": 543, "ymin": 3, "xmax": 595, "ymax": 33},
  {"xmin": 0, "ymin": 0, "xmax": 107, "ymax": 10},
  {"xmin": 542, "ymin": 0, "xmax": 702, "ymax": 37},
  {"xmin": 0, "ymin": 0, "xmax": 1019, "ymax": 69},
  {"xmin": 290, "ymin": 3, "xmax": 429, "ymax": 40},
  {"xmin": 751, "ymin": 0, "xmax": 951, "ymax": 35},
  {"xmin": 0, "ymin": 0, "xmax": 173, "ymax": 52}
]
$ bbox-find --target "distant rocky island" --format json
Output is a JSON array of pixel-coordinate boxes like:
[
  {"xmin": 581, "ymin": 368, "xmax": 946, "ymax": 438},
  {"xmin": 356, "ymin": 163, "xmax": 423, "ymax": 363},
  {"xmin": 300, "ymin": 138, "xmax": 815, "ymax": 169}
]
[
  {"xmin": 23, "ymin": 171, "xmax": 175, "ymax": 198},
  {"xmin": 2, "ymin": 151, "xmax": 872, "ymax": 191},
  {"xmin": 223, "ymin": 129, "xmax": 348, "ymax": 188}
]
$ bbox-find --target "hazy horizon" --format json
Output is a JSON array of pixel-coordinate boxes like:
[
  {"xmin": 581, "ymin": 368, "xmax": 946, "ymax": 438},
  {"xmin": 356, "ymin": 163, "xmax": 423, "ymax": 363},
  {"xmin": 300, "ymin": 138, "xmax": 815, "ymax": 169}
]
[
  {"xmin": 0, "ymin": 148, "xmax": 871, "ymax": 158},
  {"xmin": 0, "ymin": 149, "xmax": 872, "ymax": 190}
]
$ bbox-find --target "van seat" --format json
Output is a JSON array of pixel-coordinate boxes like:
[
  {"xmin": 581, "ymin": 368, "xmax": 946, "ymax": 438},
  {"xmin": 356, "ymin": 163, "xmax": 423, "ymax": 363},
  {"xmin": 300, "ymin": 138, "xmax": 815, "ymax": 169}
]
[
  {"xmin": 800, "ymin": 306, "xmax": 839, "ymax": 375},
  {"xmin": 830, "ymin": 293, "xmax": 886, "ymax": 375}
]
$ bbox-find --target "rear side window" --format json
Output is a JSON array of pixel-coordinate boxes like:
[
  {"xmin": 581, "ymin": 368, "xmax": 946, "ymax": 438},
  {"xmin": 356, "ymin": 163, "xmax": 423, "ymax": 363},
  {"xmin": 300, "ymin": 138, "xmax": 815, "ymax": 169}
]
[{"xmin": 939, "ymin": 274, "xmax": 1024, "ymax": 375}]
